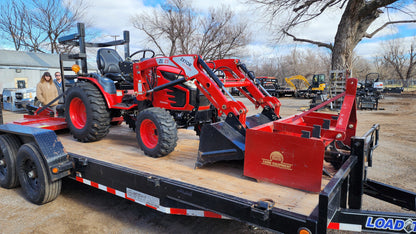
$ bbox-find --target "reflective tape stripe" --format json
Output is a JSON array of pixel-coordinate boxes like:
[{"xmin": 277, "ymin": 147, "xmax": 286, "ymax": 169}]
[
  {"xmin": 75, "ymin": 176, "xmax": 226, "ymax": 219},
  {"xmin": 328, "ymin": 222, "xmax": 362, "ymax": 232},
  {"xmin": 328, "ymin": 222, "xmax": 339, "ymax": 229}
]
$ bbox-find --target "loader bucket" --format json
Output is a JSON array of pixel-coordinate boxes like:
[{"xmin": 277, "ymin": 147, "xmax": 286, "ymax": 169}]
[{"xmin": 196, "ymin": 113, "xmax": 274, "ymax": 168}]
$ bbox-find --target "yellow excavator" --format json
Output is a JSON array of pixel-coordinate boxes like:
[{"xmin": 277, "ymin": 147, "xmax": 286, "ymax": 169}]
[{"xmin": 285, "ymin": 74, "xmax": 326, "ymax": 98}]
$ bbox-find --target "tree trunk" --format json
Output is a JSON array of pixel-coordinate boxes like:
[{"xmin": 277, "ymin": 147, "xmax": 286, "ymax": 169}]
[
  {"xmin": 402, "ymin": 79, "xmax": 409, "ymax": 88},
  {"xmin": 331, "ymin": 0, "xmax": 381, "ymax": 73}
]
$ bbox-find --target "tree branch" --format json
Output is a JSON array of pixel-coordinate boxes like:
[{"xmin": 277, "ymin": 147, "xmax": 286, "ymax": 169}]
[
  {"xmin": 283, "ymin": 30, "xmax": 333, "ymax": 50},
  {"xmin": 365, "ymin": 20, "xmax": 416, "ymax": 38}
]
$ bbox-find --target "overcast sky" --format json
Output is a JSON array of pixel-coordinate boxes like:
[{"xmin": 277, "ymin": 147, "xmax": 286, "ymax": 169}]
[
  {"xmin": 76, "ymin": 0, "xmax": 416, "ymax": 61},
  {"xmin": 1, "ymin": 0, "xmax": 415, "ymax": 61}
]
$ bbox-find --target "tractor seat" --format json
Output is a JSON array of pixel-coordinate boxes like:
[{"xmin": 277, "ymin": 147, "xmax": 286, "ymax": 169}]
[{"xmin": 97, "ymin": 48, "xmax": 124, "ymax": 82}]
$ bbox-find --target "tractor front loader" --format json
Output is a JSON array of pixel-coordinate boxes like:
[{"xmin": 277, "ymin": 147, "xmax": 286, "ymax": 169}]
[
  {"xmin": 195, "ymin": 59, "xmax": 281, "ymax": 167},
  {"xmin": 132, "ymin": 56, "xmax": 281, "ymax": 165}
]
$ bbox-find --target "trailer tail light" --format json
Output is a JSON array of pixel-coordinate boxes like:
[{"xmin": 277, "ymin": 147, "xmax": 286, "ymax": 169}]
[
  {"xmin": 52, "ymin": 167, "xmax": 59, "ymax": 174},
  {"xmin": 298, "ymin": 228, "xmax": 312, "ymax": 234}
]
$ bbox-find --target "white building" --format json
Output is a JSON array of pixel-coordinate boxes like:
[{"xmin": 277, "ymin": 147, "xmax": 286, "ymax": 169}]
[
  {"xmin": 0, "ymin": 49, "xmax": 98, "ymax": 93},
  {"xmin": 0, "ymin": 49, "xmax": 62, "ymax": 93}
]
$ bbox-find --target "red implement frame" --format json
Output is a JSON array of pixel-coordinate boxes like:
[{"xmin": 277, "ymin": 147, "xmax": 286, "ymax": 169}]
[
  {"xmin": 12, "ymin": 108, "xmax": 67, "ymax": 131},
  {"xmin": 244, "ymin": 78, "xmax": 358, "ymax": 193}
]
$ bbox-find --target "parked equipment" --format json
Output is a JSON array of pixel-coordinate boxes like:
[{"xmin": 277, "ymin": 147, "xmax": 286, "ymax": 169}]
[
  {"xmin": 356, "ymin": 73, "xmax": 383, "ymax": 110},
  {"xmin": 2, "ymin": 88, "xmax": 36, "ymax": 112},
  {"xmin": 285, "ymin": 74, "xmax": 326, "ymax": 98},
  {"xmin": 6, "ymin": 22, "xmax": 361, "ymax": 192},
  {"xmin": 8, "ymin": 23, "xmax": 354, "ymax": 192},
  {"xmin": 256, "ymin": 76, "xmax": 295, "ymax": 97}
]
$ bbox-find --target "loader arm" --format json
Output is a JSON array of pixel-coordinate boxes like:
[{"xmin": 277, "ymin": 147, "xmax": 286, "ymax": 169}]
[
  {"xmin": 133, "ymin": 55, "xmax": 248, "ymax": 126},
  {"xmin": 209, "ymin": 59, "xmax": 281, "ymax": 120}
]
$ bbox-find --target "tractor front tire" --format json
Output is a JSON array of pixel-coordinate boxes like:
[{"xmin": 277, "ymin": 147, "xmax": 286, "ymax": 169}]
[
  {"xmin": 136, "ymin": 108, "xmax": 178, "ymax": 158},
  {"xmin": 65, "ymin": 82, "xmax": 111, "ymax": 142},
  {"xmin": 16, "ymin": 143, "xmax": 61, "ymax": 204},
  {"xmin": 0, "ymin": 134, "xmax": 21, "ymax": 188}
]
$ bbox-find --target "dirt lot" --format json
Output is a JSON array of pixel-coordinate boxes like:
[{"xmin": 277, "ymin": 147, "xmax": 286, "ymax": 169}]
[{"xmin": 0, "ymin": 93, "xmax": 415, "ymax": 233}]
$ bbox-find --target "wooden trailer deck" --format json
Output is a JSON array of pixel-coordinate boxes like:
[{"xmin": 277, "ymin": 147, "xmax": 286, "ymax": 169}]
[{"xmin": 58, "ymin": 123, "xmax": 330, "ymax": 216}]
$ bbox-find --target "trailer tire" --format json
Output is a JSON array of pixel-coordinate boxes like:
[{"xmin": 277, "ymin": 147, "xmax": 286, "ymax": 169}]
[
  {"xmin": 65, "ymin": 82, "xmax": 111, "ymax": 142},
  {"xmin": 0, "ymin": 134, "xmax": 21, "ymax": 188},
  {"xmin": 16, "ymin": 143, "xmax": 61, "ymax": 205},
  {"xmin": 136, "ymin": 107, "xmax": 178, "ymax": 158}
]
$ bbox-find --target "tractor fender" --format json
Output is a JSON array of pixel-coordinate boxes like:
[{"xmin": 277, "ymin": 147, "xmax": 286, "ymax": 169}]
[
  {"xmin": 76, "ymin": 75, "xmax": 116, "ymax": 108},
  {"xmin": 0, "ymin": 124, "xmax": 73, "ymax": 182}
]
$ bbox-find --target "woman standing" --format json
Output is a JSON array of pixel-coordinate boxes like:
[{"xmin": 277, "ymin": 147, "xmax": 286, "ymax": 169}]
[{"xmin": 36, "ymin": 72, "xmax": 59, "ymax": 112}]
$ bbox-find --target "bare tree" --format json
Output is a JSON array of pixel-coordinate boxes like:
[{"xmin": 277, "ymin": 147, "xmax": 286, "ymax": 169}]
[
  {"xmin": 352, "ymin": 55, "xmax": 373, "ymax": 80},
  {"xmin": 0, "ymin": 2, "xmax": 26, "ymax": 51},
  {"xmin": 31, "ymin": 0, "xmax": 87, "ymax": 53},
  {"xmin": 250, "ymin": 0, "xmax": 416, "ymax": 71},
  {"xmin": 132, "ymin": 0, "xmax": 195, "ymax": 56},
  {"xmin": 373, "ymin": 55, "xmax": 394, "ymax": 81},
  {"xmin": 132, "ymin": 0, "xmax": 250, "ymax": 59},
  {"xmin": 251, "ymin": 48, "xmax": 331, "ymax": 85},
  {"xmin": 0, "ymin": 0, "xmax": 87, "ymax": 53},
  {"xmin": 382, "ymin": 38, "xmax": 416, "ymax": 87},
  {"xmin": 197, "ymin": 8, "xmax": 250, "ymax": 59}
]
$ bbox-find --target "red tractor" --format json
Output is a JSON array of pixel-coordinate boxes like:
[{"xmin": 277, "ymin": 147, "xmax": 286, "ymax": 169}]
[{"xmin": 57, "ymin": 23, "xmax": 279, "ymax": 160}]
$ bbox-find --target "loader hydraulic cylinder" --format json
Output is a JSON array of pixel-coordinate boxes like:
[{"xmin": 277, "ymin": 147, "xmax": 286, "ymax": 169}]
[{"xmin": 147, "ymin": 77, "xmax": 187, "ymax": 94}]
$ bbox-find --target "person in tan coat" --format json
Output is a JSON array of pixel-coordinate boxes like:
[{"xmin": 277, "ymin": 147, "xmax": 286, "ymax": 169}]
[{"xmin": 36, "ymin": 72, "xmax": 59, "ymax": 112}]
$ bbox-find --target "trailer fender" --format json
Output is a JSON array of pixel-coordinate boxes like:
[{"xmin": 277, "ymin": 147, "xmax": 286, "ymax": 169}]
[{"xmin": 0, "ymin": 124, "xmax": 72, "ymax": 182}]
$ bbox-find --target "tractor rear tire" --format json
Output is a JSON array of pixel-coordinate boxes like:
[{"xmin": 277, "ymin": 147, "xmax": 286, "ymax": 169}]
[
  {"xmin": 136, "ymin": 108, "xmax": 178, "ymax": 158},
  {"xmin": 0, "ymin": 134, "xmax": 21, "ymax": 188},
  {"xmin": 16, "ymin": 143, "xmax": 62, "ymax": 204},
  {"xmin": 65, "ymin": 82, "xmax": 111, "ymax": 142}
]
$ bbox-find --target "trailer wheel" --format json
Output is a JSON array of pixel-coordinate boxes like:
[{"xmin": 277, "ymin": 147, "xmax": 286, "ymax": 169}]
[
  {"xmin": 65, "ymin": 82, "xmax": 111, "ymax": 142},
  {"xmin": 0, "ymin": 134, "xmax": 21, "ymax": 188},
  {"xmin": 16, "ymin": 143, "xmax": 61, "ymax": 205},
  {"xmin": 136, "ymin": 108, "xmax": 178, "ymax": 157}
]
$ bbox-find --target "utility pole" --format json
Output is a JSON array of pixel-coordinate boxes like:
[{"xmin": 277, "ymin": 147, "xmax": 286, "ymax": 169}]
[{"xmin": 109, "ymin": 35, "xmax": 120, "ymax": 50}]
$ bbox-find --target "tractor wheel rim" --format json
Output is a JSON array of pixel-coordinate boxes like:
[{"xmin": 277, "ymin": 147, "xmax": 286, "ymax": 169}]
[
  {"xmin": 69, "ymin": 97, "xmax": 87, "ymax": 129},
  {"xmin": 140, "ymin": 119, "xmax": 158, "ymax": 149}
]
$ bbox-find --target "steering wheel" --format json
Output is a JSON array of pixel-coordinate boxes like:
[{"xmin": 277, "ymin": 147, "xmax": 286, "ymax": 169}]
[{"xmin": 129, "ymin": 49, "xmax": 155, "ymax": 62}]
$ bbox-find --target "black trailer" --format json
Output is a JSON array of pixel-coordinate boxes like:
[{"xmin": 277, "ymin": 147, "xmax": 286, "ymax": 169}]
[
  {"xmin": 257, "ymin": 77, "xmax": 296, "ymax": 98},
  {"xmin": 1, "ymin": 105, "xmax": 415, "ymax": 233}
]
